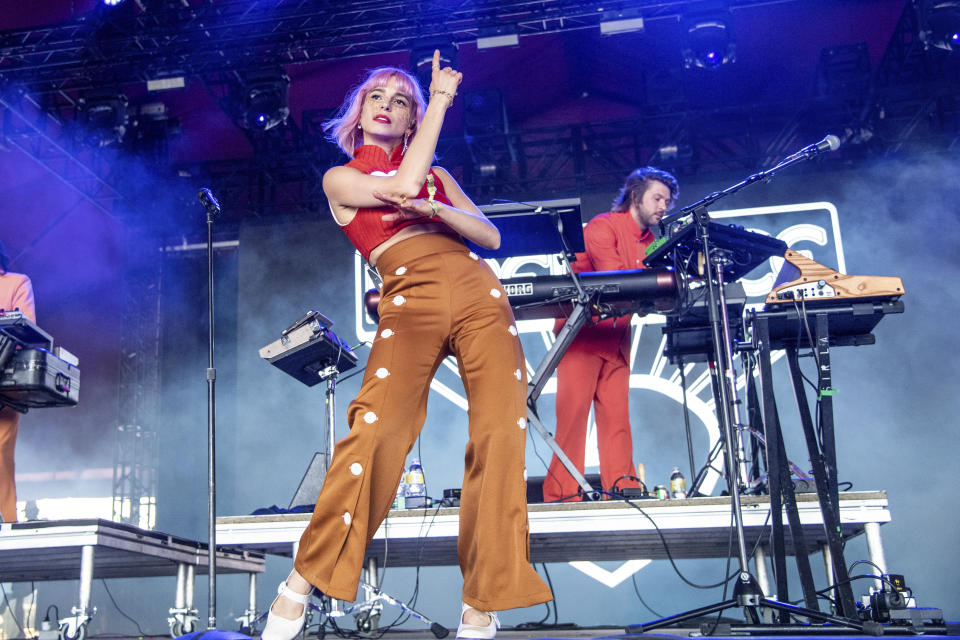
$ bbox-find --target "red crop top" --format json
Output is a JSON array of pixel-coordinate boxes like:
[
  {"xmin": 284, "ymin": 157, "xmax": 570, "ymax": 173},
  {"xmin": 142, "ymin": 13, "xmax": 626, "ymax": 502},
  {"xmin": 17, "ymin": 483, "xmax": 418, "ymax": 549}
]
[{"xmin": 337, "ymin": 145, "xmax": 456, "ymax": 261}]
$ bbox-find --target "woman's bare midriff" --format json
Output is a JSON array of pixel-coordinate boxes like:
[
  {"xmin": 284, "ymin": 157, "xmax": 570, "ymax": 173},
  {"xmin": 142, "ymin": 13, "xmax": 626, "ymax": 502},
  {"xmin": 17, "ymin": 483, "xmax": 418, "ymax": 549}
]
[{"xmin": 368, "ymin": 222, "xmax": 454, "ymax": 267}]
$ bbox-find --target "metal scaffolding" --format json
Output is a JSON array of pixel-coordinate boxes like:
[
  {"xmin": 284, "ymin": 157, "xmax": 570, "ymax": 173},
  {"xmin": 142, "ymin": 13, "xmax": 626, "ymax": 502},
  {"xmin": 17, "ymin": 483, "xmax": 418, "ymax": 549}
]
[
  {"xmin": 0, "ymin": 0, "xmax": 956, "ymax": 226},
  {"xmin": 0, "ymin": 0, "xmax": 791, "ymax": 95},
  {"xmin": 111, "ymin": 230, "xmax": 163, "ymax": 528}
]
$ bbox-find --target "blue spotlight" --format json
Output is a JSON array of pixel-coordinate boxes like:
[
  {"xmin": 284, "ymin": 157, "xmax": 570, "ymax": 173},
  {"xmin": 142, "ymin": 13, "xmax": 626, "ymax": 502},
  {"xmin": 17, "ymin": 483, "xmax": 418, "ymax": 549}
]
[
  {"xmin": 682, "ymin": 17, "xmax": 736, "ymax": 70},
  {"xmin": 103, "ymin": 0, "xmax": 126, "ymax": 5},
  {"xmin": 237, "ymin": 70, "xmax": 290, "ymax": 132},
  {"xmin": 920, "ymin": 0, "xmax": 960, "ymax": 52}
]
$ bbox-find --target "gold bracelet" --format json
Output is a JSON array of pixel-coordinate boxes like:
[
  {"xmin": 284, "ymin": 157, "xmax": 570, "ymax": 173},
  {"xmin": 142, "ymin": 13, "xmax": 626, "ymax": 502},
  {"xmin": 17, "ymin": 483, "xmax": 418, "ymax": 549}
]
[
  {"xmin": 426, "ymin": 174, "xmax": 439, "ymax": 217},
  {"xmin": 430, "ymin": 89, "xmax": 456, "ymax": 105}
]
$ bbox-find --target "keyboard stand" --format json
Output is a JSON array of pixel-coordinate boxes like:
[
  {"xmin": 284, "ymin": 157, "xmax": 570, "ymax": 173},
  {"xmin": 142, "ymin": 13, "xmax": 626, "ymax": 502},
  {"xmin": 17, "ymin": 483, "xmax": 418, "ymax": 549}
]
[{"xmin": 473, "ymin": 200, "xmax": 600, "ymax": 499}]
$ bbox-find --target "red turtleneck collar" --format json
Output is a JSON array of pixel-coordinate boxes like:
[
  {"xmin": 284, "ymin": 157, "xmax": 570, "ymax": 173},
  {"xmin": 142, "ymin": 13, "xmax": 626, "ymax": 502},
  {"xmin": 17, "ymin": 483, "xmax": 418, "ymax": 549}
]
[{"xmin": 349, "ymin": 145, "xmax": 405, "ymax": 172}]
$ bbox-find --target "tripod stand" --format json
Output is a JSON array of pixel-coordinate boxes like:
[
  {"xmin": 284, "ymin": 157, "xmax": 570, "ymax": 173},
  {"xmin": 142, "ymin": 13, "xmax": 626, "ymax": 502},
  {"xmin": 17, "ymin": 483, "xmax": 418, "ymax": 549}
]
[
  {"xmin": 631, "ymin": 136, "xmax": 870, "ymax": 634},
  {"xmin": 330, "ymin": 559, "xmax": 448, "ymax": 638},
  {"xmin": 246, "ymin": 569, "xmax": 448, "ymax": 639}
]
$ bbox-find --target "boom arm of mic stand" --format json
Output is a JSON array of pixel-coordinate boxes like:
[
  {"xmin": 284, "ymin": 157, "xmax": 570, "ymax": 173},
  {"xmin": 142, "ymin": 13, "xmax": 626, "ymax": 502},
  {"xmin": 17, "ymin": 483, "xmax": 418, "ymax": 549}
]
[{"xmin": 660, "ymin": 147, "xmax": 821, "ymax": 229}]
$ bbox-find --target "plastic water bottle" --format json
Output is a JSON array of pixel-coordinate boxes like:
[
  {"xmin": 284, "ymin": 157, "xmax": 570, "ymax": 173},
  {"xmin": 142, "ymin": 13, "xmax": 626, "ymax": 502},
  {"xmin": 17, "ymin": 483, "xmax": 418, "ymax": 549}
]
[
  {"xmin": 393, "ymin": 476, "xmax": 406, "ymax": 510},
  {"xmin": 669, "ymin": 466, "xmax": 687, "ymax": 499},
  {"xmin": 404, "ymin": 458, "xmax": 427, "ymax": 507}
]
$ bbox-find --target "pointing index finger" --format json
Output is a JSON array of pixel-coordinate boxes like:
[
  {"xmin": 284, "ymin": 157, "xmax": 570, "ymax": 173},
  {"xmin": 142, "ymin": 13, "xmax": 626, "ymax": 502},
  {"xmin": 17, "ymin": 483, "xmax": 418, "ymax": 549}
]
[{"xmin": 432, "ymin": 49, "xmax": 440, "ymax": 71}]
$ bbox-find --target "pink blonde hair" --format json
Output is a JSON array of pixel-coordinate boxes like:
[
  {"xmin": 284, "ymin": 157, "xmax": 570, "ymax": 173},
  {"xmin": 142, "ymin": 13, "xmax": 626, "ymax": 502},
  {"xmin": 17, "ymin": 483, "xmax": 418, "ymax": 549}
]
[{"xmin": 323, "ymin": 67, "xmax": 427, "ymax": 157}]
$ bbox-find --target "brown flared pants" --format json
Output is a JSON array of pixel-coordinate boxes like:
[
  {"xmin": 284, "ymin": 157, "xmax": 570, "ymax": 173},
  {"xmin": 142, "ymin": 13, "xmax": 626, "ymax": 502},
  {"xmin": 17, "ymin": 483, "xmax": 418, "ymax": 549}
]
[{"xmin": 294, "ymin": 233, "xmax": 552, "ymax": 612}]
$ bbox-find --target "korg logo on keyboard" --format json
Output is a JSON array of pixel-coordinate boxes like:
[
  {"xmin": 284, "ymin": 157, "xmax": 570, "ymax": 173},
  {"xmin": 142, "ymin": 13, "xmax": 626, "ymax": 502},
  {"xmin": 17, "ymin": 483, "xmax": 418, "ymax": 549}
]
[{"xmin": 503, "ymin": 282, "xmax": 533, "ymax": 297}]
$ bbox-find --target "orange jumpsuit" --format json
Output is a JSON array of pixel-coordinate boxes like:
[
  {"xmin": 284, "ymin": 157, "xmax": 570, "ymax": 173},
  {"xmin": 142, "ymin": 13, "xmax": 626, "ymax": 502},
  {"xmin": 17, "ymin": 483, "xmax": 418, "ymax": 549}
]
[
  {"xmin": 0, "ymin": 270, "xmax": 36, "ymax": 522},
  {"xmin": 542, "ymin": 211, "xmax": 653, "ymax": 502},
  {"xmin": 294, "ymin": 148, "xmax": 551, "ymax": 612}
]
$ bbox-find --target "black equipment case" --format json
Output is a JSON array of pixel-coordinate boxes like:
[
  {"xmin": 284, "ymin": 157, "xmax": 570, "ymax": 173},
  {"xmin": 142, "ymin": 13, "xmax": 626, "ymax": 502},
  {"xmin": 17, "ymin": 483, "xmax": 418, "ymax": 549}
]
[{"xmin": 0, "ymin": 347, "xmax": 80, "ymax": 411}]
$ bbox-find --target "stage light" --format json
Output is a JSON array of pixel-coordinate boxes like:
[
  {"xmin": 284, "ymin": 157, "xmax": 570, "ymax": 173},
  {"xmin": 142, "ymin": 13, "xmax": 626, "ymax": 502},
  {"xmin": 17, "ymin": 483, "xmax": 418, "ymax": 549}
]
[
  {"xmin": 237, "ymin": 70, "xmax": 290, "ymax": 132},
  {"xmin": 654, "ymin": 142, "xmax": 692, "ymax": 165},
  {"xmin": 477, "ymin": 162, "xmax": 498, "ymax": 178},
  {"xmin": 76, "ymin": 90, "xmax": 129, "ymax": 147},
  {"xmin": 146, "ymin": 76, "xmax": 186, "ymax": 92},
  {"xmin": 681, "ymin": 14, "xmax": 736, "ymax": 69},
  {"xmin": 477, "ymin": 26, "xmax": 519, "ymax": 50},
  {"xmin": 815, "ymin": 43, "xmax": 871, "ymax": 98},
  {"xmin": 600, "ymin": 9, "xmax": 645, "ymax": 35},
  {"xmin": 919, "ymin": 0, "xmax": 960, "ymax": 52},
  {"xmin": 129, "ymin": 101, "xmax": 180, "ymax": 159},
  {"xmin": 103, "ymin": 0, "xmax": 126, "ymax": 5},
  {"xmin": 657, "ymin": 143, "xmax": 679, "ymax": 161}
]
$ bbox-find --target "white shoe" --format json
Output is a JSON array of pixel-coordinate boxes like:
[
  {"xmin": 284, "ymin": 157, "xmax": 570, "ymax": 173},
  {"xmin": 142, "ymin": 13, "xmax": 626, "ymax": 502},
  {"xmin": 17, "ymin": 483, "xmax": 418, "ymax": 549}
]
[
  {"xmin": 456, "ymin": 602, "xmax": 499, "ymax": 639},
  {"xmin": 261, "ymin": 581, "xmax": 310, "ymax": 640}
]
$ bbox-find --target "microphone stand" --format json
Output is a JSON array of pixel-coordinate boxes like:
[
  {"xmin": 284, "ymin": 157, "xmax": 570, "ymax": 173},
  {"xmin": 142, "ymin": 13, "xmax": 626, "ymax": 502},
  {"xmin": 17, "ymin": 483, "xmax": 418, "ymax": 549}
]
[
  {"xmin": 179, "ymin": 190, "xmax": 250, "ymax": 640},
  {"xmin": 629, "ymin": 138, "xmax": 868, "ymax": 634},
  {"xmin": 203, "ymin": 192, "xmax": 218, "ymax": 632}
]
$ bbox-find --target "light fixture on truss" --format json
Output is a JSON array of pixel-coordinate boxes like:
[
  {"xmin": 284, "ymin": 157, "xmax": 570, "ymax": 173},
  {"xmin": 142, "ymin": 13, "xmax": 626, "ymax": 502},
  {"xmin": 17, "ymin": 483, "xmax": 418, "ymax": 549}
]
[
  {"xmin": 237, "ymin": 70, "xmax": 290, "ymax": 132},
  {"xmin": 76, "ymin": 90, "xmax": 129, "ymax": 147},
  {"xmin": 681, "ymin": 6, "xmax": 736, "ymax": 70},
  {"xmin": 919, "ymin": 0, "xmax": 960, "ymax": 52}
]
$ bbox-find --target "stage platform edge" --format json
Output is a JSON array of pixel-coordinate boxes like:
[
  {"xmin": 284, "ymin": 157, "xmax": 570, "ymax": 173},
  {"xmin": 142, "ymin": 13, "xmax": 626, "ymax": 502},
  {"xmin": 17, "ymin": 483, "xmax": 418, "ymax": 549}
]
[{"xmin": 216, "ymin": 490, "xmax": 889, "ymax": 567}]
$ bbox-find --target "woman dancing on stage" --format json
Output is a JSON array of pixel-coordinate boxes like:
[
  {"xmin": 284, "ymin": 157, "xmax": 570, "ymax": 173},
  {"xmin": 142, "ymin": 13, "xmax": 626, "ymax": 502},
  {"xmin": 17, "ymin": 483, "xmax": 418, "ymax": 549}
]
[{"xmin": 261, "ymin": 51, "xmax": 552, "ymax": 640}]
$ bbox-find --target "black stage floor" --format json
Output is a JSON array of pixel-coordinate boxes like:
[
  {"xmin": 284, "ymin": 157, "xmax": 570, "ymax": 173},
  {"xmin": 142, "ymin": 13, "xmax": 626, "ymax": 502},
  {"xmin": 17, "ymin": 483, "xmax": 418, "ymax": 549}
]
[
  {"xmin": 438, "ymin": 633, "xmax": 956, "ymax": 640},
  {"xmin": 326, "ymin": 628, "xmax": 959, "ymax": 640},
  {"xmin": 73, "ymin": 629, "xmax": 960, "ymax": 640}
]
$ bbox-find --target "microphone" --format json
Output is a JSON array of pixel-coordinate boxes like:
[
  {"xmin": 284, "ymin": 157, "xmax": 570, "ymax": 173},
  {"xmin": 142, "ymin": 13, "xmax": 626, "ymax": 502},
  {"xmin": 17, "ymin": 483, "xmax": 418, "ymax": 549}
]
[
  {"xmin": 198, "ymin": 188, "xmax": 221, "ymax": 216},
  {"xmin": 810, "ymin": 134, "xmax": 841, "ymax": 153},
  {"xmin": 791, "ymin": 134, "xmax": 841, "ymax": 159}
]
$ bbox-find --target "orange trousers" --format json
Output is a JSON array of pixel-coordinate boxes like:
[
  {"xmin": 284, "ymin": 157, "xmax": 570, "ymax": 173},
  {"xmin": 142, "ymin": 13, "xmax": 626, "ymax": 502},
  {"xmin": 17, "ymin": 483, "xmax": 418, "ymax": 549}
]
[
  {"xmin": 294, "ymin": 233, "xmax": 552, "ymax": 612},
  {"xmin": 0, "ymin": 405, "xmax": 19, "ymax": 522},
  {"xmin": 542, "ymin": 347, "xmax": 639, "ymax": 502}
]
